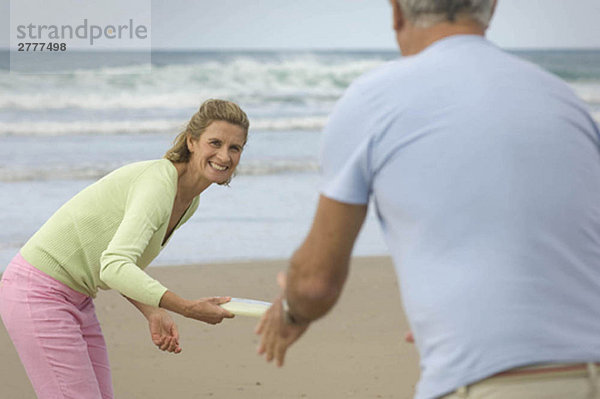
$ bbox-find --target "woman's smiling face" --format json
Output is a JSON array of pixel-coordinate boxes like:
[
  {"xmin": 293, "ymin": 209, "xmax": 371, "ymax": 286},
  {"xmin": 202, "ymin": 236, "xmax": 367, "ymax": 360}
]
[{"xmin": 186, "ymin": 120, "xmax": 246, "ymax": 185}]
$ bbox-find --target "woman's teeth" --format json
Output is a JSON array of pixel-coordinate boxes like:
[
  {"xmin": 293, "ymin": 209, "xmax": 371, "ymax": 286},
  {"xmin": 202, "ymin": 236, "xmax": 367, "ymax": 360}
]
[{"xmin": 209, "ymin": 161, "xmax": 228, "ymax": 171}]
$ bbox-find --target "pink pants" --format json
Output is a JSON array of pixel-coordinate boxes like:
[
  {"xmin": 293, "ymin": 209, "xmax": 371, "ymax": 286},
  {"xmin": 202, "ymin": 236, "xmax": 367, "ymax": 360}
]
[{"xmin": 0, "ymin": 253, "xmax": 113, "ymax": 399}]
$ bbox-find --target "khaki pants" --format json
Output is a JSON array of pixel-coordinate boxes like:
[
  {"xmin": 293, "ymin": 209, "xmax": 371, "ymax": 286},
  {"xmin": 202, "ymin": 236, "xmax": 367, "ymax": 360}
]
[{"xmin": 441, "ymin": 363, "xmax": 599, "ymax": 399}]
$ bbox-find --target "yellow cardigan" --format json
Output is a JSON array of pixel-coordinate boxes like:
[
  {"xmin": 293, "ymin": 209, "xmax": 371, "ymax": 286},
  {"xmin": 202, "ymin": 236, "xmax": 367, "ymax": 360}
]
[{"xmin": 21, "ymin": 159, "xmax": 199, "ymax": 307}]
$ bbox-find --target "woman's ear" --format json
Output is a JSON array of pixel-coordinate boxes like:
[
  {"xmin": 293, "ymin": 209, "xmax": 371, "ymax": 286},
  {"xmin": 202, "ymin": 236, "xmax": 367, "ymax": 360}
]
[{"xmin": 186, "ymin": 135, "xmax": 194, "ymax": 154}]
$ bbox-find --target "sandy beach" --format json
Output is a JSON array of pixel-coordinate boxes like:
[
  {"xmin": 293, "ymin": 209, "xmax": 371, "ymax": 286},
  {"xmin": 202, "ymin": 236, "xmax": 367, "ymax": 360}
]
[{"xmin": 0, "ymin": 256, "xmax": 419, "ymax": 398}]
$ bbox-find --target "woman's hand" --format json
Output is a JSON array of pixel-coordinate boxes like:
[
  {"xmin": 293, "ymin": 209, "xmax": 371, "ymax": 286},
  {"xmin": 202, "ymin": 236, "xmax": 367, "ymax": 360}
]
[
  {"xmin": 159, "ymin": 291, "xmax": 235, "ymax": 324},
  {"xmin": 183, "ymin": 297, "xmax": 235, "ymax": 324},
  {"xmin": 147, "ymin": 309, "xmax": 182, "ymax": 354}
]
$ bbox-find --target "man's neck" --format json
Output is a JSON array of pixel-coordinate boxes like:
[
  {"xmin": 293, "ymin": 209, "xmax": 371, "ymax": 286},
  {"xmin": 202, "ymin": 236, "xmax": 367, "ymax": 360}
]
[{"xmin": 398, "ymin": 19, "xmax": 485, "ymax": 56}]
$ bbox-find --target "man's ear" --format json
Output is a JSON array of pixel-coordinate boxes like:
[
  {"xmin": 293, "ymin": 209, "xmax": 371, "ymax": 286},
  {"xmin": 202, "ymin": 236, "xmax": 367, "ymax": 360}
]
[
  {"xmin": 391, "ymin": 0, "xmax": 405, "ymax": 32},
  {"xmin": 490, "ymin": 0, "xmax": 498, "ymax": 20}
]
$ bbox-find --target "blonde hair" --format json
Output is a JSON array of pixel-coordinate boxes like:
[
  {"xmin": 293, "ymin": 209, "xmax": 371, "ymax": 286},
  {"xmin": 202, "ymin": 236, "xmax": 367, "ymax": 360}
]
[{"xmin": 165, "ymin": 99, "xmax": 249, "ymax": 163}]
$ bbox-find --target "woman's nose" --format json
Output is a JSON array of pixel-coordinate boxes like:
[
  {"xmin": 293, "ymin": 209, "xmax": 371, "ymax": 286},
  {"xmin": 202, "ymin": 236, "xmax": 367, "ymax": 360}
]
[{"xmin": 216, "ymin": 147, "xmax": 230, "ymax": 162}]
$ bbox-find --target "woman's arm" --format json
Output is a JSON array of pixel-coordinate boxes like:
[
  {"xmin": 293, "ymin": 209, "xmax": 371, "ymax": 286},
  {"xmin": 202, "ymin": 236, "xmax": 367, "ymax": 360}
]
[
  {"xmin": 125, "ymin": 295, "xmax": 159, "ymax": 319},
  {"xmin": 125, "ymin": 296, "xmax": 182, "ymax": 353},
  {"xmin": 100, "ymin": 165, "xmax": 187, "ymax": 307},
  {"xmin": 102, "ymin": 166, "xmax": 233, "ymax": 324}
]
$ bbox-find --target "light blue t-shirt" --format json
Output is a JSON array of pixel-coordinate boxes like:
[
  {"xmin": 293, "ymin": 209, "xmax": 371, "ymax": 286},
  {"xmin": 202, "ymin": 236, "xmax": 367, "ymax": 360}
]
[{"xmin": 320, "ymin": 35, "xmax": 600, "ymax": 399}]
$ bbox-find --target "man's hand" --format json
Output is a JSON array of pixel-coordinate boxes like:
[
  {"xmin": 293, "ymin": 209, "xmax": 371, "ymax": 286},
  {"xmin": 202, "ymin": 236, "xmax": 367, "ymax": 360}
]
[
  {"xmin": 255, "ymin": 197, "xmax": 367, "ymax": 367},
  {"xmin": 255, "ymin": 273, "xmax": 309, "ymax": 367},
  {"xmin": 147, "ymin": 309, "xmax": 182, "ymax": 354}
]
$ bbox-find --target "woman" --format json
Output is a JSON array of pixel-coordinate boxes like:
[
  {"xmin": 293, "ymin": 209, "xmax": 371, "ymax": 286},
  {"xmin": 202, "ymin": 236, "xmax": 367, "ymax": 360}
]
[{"xmin": 0, "ymin": 99, "xmax": 249, "ymax": 399}]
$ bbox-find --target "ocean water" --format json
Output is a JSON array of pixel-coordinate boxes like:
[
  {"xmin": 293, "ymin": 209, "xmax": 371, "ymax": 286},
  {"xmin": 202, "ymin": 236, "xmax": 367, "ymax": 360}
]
[{"xmin": 1, "ymin": 49, "xmax": 599, "ymax": 271}]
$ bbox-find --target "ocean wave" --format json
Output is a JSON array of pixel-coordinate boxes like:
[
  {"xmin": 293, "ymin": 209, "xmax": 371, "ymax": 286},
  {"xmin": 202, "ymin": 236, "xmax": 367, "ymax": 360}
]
[
  {"xmin": 0, "ymin": 165, "xmax": 119, "ymax": 182},
  {"xmin": 0, "ymin": 91, "xmax": 339, "ymax": 111},
  {"xmin": 0, "ymin": 93, "xmax": 205, "ymax": 111},
  {"xmin": 1, "ymin": 53, "xmax": 597, "ymax": 115},
  {"xmin": 0, "ymin": 116, "xmax": 328, "ymax": 136},
  {"xmin": 252, "ymin": 116, "xmax": 327, "ymax": 131},
  {"xmin": 2, "ymin": 84, "xmax": 597, "ymax": 112},
  {"xmin": 237, "ymin": 159, "xmax": 319, "ymax": 175},
  {"xmin": 0, "ymin": 119, "xmax": 183, "ymax": 136},
  {"xmin": 0, "ymin": 159, "xmax": 319, "ymax": 182},
  {"xmin": 570, "ymin": 82, "xmax": 600, "ymax": 105},
  {"xmin": 0, "ymin": 56, "xmax": 386, "ymax": 111}
]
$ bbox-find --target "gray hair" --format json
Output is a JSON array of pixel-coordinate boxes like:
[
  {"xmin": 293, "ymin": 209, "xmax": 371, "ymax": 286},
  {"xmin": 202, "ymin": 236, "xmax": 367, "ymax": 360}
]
[{"xmin": 396, "ymin": 0, "xmax": 495, "ymax": 28}]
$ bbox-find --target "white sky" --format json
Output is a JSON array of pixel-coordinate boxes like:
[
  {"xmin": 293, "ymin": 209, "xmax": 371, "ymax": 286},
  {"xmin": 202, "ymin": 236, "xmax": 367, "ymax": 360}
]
[{"xmin": 2, "ymin": 0, "xmax": 600, "ymax": 50}]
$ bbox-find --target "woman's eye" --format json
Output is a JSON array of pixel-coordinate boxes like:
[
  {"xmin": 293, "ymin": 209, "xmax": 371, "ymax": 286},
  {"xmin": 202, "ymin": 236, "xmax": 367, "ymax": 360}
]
[{"xmin": 209, "ymin": 141, "xmax": 221, "ymax": 147}]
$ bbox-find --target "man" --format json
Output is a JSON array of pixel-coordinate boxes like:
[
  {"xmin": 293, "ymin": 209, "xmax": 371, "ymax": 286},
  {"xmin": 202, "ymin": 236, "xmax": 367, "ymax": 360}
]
[{"xmin": 256, "ymin": 1, "xmax": 600, "ymax": 398}]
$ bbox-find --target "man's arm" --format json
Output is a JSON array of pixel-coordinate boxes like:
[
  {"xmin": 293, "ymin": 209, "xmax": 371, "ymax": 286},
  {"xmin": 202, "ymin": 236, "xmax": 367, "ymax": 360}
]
[
  {"xmin": 286, "ymin": 195, "xmax": 367, "ymax": 322},
  {"xmin": 256, "ymin": 195, "xmax": 367, "ymax": 366}
]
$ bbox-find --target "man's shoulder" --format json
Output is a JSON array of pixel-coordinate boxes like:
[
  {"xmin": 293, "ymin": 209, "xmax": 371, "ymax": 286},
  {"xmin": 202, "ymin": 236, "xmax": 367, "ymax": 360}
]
[{"xmin": 350, "ymin": 57, "xmax": 413, "ymax": 93}]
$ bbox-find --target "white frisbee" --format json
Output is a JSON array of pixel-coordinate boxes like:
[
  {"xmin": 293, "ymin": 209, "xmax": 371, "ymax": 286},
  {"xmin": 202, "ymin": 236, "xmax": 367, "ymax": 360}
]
[{"xmin": 221, "ymin": 298, "xmax": 272, "ymax": 318}]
